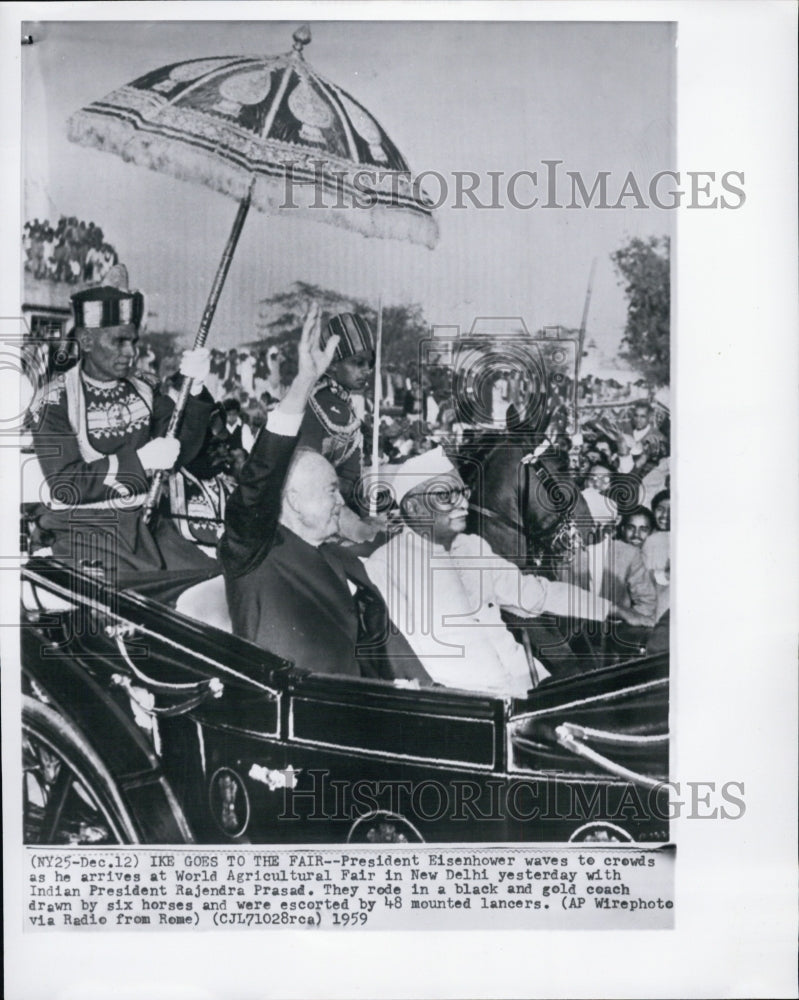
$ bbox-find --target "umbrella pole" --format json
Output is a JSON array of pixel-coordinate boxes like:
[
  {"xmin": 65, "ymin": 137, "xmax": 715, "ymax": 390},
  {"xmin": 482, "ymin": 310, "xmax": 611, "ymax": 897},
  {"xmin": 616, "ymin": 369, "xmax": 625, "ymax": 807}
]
[
  {"xmin": 369, "ymin": 297, "xmax": 383, "ymax": 517},
  {"xmin": 576, "ymin": 257, "xmax": 597, "ymax": 384},
  {"xmin": 143, "ymin": 181, "xmax": 254, "ymax": 524},
  {"xmin": 572, "ymin": 256, "xmax": 596, "ymax": 440}
]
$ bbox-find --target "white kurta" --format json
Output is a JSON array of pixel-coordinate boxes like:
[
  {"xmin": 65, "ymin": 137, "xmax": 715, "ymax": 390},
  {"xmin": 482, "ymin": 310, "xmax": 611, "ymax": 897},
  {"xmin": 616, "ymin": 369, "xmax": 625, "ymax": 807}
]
[
  {"xmin": 364, "ymin": 528, "xmax": 611, "ymax": 698},
  {"xmin": 239, "ymin": 354, "xmax": 256, "ymax": 396},
  {"xmin": 642, "ymin": 530, "xmax": 670, "ymax": 621},
  {"xmin": 581, "ymin": 486, "xmax": 619, "ymax": 528}
]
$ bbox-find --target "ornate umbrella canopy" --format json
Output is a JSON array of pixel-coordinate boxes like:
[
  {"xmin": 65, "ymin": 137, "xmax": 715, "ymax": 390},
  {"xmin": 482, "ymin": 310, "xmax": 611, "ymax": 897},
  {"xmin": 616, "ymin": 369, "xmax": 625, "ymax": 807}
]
[{"xmin": 67, "ymin": 26, "xmax": 438, "ymax": 248}]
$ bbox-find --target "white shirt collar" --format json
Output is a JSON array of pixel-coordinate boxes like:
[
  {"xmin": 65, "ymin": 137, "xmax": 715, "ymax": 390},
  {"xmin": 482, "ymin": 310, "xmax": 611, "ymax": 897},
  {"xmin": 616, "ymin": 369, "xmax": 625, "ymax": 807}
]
[{"xmin": 80, "ymin": 369, "xmax": 122, "ymax": 389}]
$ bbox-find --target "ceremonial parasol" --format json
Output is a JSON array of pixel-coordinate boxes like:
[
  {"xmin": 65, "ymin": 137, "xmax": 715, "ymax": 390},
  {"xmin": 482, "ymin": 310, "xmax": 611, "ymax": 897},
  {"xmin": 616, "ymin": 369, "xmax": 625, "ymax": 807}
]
[{"xmin": 67, "ymin": 24, "xmax": 438, "ymax": 519}]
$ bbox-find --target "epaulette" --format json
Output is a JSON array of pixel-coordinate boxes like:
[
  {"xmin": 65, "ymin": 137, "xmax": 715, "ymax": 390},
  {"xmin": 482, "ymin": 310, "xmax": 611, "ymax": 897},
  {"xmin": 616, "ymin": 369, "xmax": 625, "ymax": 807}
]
[
  {"xmin": 28, "ymin": 372, "xmax": 66, "ymax": 423},
  {"xmin": 309, "ymin": 382, "xmax": 360, "ymax": 435}
]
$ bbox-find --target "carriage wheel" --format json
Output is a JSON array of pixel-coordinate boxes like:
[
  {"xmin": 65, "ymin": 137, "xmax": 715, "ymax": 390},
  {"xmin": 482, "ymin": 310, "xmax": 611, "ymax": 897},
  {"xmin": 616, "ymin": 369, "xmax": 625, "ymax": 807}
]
[
  {"xmin": 22, "ymin": 696, "xmax": 140, "ymax": 845},
  {"xmin": 346, "ymin": 810, "xmax": 424, "ymax": 844},
  {"xmin": 568, "ymin": 821, "xmax": 634, "ymax": 844}
]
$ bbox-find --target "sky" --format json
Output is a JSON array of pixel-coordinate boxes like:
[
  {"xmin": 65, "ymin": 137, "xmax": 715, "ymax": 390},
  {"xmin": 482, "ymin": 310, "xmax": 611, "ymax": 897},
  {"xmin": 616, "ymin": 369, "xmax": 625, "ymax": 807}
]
[
  {"xmin": 4, "ymin": 8, "xmax": 799, "ymax": 998},
  {"xmin": 22, "ymin": 19, "xmax": 675, "ymax": 355}
]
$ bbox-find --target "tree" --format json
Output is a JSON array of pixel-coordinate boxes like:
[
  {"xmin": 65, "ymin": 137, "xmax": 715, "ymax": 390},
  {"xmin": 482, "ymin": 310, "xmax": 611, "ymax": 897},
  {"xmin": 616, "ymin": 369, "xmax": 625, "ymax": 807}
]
[
  {"xmin": 253, "ymin": 281, "xmax": 430, "ymax": 380},
  {"xmin": 611, "ymin": 236, "xmax": 670, "ymax": 387}
]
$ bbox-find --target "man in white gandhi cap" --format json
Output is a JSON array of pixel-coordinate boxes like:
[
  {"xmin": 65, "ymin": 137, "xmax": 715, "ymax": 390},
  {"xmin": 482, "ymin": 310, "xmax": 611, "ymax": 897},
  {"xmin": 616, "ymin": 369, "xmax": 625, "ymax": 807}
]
[{"xmin": 363, "ymin": 447, "xmax": 633, "ymax": 698}]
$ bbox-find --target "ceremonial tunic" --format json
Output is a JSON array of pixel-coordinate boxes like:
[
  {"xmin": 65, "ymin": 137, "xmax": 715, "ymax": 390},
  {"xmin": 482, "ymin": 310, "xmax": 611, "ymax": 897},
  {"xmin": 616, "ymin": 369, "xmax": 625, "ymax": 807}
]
[
  {"xmin": 298, "ymin": 377, "xmax": 363, "ymax": 506},
  {"xmin": 220, "ymin": 413, "xmax": 431, "ymax": 683},
  {"xmin": 30, "ymin": 364, "xmax": 217, "ymax": 600}
]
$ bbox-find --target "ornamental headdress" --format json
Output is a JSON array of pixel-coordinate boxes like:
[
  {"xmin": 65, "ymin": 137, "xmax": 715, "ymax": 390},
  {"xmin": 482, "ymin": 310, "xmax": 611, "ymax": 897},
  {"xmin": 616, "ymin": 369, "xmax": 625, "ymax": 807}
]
[
  {"xmin": 70, "ymin": 265, "xmax": 145, "ymax": 330},
  {"xmin": 321, "ymin": 313, "xmax": 375, "ymax": 363}
]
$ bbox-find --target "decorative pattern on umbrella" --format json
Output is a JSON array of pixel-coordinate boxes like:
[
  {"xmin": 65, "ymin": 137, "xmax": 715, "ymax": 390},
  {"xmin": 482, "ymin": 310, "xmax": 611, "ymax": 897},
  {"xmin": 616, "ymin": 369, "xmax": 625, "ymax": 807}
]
[{"xmin": 67, "ymin": 30, "xmax": 438, "ymax": 248}]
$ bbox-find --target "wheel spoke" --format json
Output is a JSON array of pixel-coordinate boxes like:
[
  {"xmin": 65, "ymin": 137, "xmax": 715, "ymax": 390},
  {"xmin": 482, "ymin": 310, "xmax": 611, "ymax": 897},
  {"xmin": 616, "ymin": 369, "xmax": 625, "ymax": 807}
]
[
  {"xmin": 39, "ymin": 763, "xmax": 74, "ymax": 843},
  {"xmin": 23, "ymin": 698, "xmax": 136, "ymax": 846}
]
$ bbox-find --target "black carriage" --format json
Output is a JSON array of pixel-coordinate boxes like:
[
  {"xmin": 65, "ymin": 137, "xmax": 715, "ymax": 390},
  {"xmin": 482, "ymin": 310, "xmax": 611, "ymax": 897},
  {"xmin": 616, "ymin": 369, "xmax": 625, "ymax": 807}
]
[{"xmin": 21, "ymin": 557, "xmax": 669, "ymax": 847}]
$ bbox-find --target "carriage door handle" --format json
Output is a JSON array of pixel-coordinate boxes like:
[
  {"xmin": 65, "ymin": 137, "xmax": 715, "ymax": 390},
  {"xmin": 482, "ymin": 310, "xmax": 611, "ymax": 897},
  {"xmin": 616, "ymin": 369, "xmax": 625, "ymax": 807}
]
[
  {"xmin": 555, "ymin": 722, "xmax": 667, "ymax": 791},
  {"xmin": 106, "ymin": 624, "xmax": 224, "ymax": 714}
]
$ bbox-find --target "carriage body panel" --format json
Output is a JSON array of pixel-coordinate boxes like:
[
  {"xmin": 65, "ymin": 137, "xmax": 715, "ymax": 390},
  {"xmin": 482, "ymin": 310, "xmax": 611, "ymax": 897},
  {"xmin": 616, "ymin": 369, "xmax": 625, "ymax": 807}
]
[{"xmin": 21, "ymin": 558, "xmax": 669, "ymax": 846}]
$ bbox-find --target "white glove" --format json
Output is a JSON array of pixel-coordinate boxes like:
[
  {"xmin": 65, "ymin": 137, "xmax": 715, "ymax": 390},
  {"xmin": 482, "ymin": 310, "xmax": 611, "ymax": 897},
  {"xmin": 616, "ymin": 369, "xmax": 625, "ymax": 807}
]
[
  {"xmin": 137, "ymin": 436, "xmax": 181, "ymax": 471},
  {"xmin": 179, "ymin": 348, "xmax": 210, "ymax": 395}
]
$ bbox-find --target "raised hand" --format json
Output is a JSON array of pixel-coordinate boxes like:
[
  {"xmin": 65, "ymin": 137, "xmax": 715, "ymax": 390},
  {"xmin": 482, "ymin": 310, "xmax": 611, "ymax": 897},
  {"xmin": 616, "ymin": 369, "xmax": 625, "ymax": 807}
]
[
  {"xmin": 280, "ymin": 302, "xmax": 340, "ymax": 416},
  {"xmin": 599, "ymin": 414, "xmax": 624, "ymax": 441},
  {"xmin": 180, "ymin": 347, "xmax": 211, "ymax": 396},
  {"xmin": 297, "ymin": 302, "xmax": 339, "ymax": 384}
]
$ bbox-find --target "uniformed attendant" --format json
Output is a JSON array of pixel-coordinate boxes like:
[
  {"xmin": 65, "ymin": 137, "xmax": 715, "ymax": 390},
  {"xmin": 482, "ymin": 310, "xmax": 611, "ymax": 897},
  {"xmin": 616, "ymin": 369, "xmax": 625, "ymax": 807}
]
[
  {"xmin": 29, "ymin": 274, "xmax": 218, "ymax": 603},
  {"xmin": 298, "ymin": 312, "xmax": 382, "ymax": 543}
]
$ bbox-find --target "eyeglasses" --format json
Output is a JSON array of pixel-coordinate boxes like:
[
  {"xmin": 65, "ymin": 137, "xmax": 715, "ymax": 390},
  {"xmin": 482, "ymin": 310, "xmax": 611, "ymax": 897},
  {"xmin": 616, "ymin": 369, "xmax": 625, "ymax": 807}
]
[{"xmin": 420, "ymin": 485, "xmax": 471, "ymax": 511}]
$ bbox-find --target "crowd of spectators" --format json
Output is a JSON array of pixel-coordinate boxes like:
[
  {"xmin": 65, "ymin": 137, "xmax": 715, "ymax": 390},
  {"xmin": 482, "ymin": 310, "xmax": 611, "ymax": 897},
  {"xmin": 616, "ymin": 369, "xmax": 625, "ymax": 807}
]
[
  {"xmin": 575, "ymin": 401, "xmax": 669, "ymax": 505},
  {"xmin": 23, "ymin": 217, "xmax": 119, "ymax": 285},
  {"xmin": 23, "ymin": 256, "xmax": 672, "ymax": 697},
  {"xmin": 571, "ymin": 405, "xmax": 670, "ymax": 653},
  {"xmin": 578, "ymin": 373, "xmax": 647, "ymax": 404},
  {"xmin": 145, "ymin": 339, "xmax": 670, "ymax": 647},
  {"xmin": 163, "ymin": 345, "xmax": 669, "ymax": 495}
]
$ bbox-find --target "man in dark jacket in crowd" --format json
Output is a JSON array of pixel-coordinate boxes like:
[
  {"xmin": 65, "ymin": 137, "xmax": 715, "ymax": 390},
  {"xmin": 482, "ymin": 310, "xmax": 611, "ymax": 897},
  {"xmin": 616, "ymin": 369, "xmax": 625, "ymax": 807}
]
[{"xmin": 220, "ymin": 303, "xmax": 431, "ymax": 684}]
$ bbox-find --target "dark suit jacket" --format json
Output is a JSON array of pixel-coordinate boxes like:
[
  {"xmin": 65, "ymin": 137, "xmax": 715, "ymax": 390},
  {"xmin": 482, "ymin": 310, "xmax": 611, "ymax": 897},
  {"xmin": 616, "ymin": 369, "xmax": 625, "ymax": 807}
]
[{"xmin": 220, "ymin": 423, "xmax": 431, "ymax": 683}]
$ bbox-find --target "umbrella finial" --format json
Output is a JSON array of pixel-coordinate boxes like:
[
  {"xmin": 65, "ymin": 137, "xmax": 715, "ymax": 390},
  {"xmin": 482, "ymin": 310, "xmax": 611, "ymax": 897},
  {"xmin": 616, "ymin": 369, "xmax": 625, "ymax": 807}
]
[{"xmin": 292, "ymin": 24, "xmax": 312, "ymax": 56}]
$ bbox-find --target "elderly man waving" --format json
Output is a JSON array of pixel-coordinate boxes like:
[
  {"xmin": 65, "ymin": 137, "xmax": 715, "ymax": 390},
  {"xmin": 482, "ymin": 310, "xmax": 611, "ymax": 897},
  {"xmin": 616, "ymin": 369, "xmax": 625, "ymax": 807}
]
[
  {"xmin": 364, "ymin": 448, "xmax": 634, "ymax": 698},
  {"xmin": 220, "ymin": 304, "xmax": 430, "ymax": 684}
]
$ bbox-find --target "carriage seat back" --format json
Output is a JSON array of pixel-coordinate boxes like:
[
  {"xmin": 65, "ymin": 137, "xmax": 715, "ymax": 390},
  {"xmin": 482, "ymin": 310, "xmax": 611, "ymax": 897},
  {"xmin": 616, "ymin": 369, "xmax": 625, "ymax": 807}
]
[{"xmin": 175, "ymin": 574, "xmax": 233, "ymax": 633}]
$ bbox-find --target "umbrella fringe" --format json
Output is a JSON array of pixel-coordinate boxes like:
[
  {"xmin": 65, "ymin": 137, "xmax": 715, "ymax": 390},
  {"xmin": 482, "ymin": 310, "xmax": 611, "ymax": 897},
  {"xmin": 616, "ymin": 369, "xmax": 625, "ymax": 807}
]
[
  {"xmin": 252, "ymin": 182, "xmax": 439, "ymax": 249},
  {"xmin": 68, "ymin": 110, "xmax": 253, "ymax": 202},
  {"xmin": 68, "ymin": 111, "xmax": 438, "ymax": 249}
]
